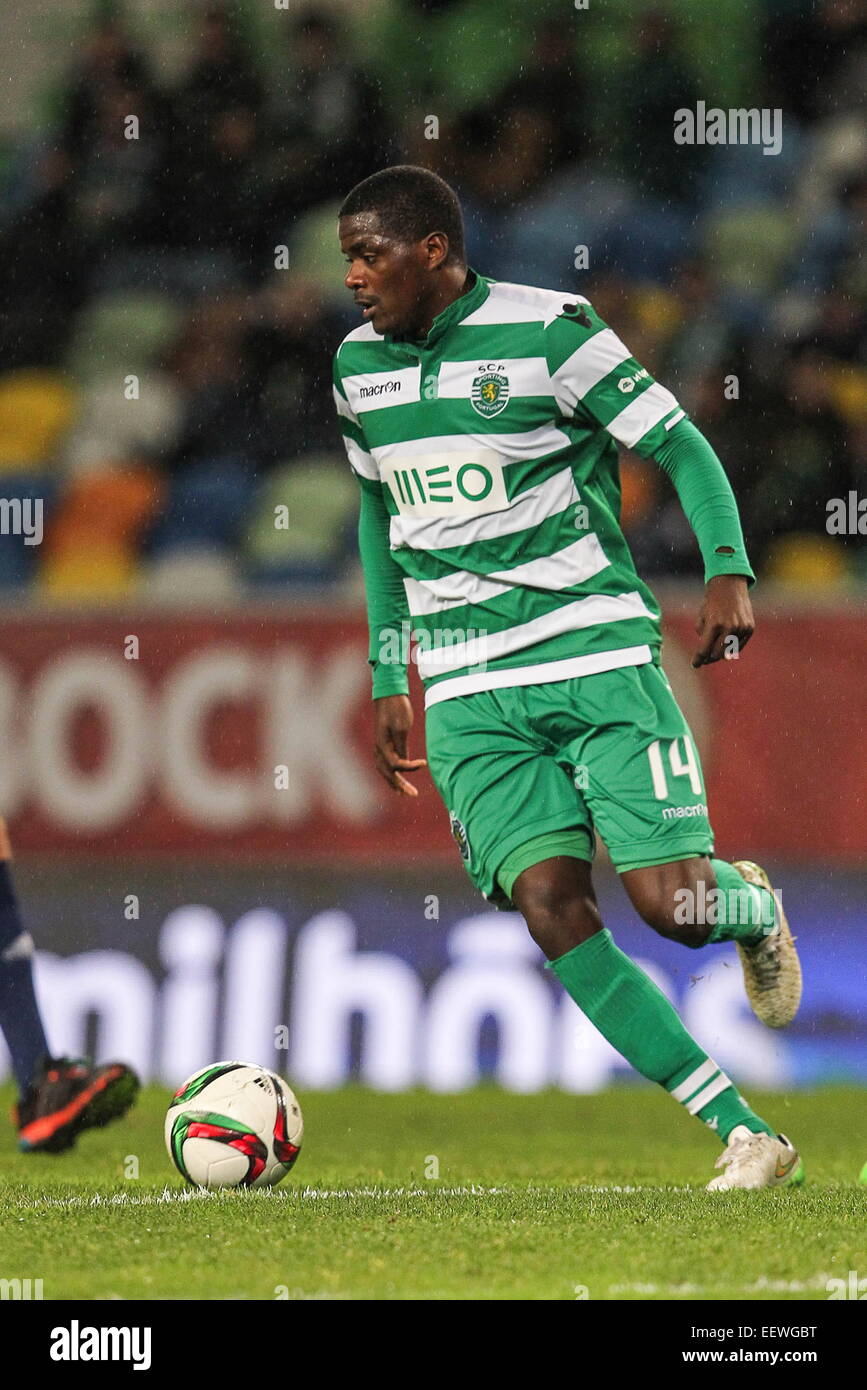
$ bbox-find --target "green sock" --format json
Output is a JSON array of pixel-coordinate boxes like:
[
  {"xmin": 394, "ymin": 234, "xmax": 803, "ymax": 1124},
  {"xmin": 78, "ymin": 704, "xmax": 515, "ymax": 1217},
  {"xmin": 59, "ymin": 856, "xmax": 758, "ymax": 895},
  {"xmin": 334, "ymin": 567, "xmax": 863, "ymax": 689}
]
[
  {"xmin": 548, "ymin": 929, "xmax": 774, "ymax": 1143},
  {"xmin": 705, "ymin": 860, "xmax": 777, "ymax": 946}
]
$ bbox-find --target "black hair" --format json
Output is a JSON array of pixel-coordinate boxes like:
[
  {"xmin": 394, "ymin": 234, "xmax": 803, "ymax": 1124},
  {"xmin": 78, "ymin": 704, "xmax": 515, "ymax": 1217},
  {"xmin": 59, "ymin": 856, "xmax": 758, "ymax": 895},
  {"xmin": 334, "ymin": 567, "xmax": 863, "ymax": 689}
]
[{"xmin": 339, "ymin": 165, "xmax": 466, "ymax": 264}]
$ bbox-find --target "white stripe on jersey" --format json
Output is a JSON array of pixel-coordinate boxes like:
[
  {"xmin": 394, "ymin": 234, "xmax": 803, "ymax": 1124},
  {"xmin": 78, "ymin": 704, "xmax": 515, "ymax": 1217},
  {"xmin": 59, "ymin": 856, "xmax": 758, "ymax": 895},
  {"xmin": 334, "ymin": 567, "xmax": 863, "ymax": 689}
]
[
  {"xmin": 461, "ymin": 281, "xmax": 589, "ymax": 328},
  {"xmin": 415, "ymin": 590, "xmax": 655, "ymax": 677},
  {"xmin": 344, "ymin": 435, "xmax": 379, "ymax": 480},
  {"xmin": 423, "ymin": 644, "xmax": 654, "ymax": 707},
  {"xmin": 551, "ymin": 328, "xmax": 633, "ymax": 415},
  {"xmin": 436, "ymin": 356, "xmax": 550, "ymax": 400},
  {"xmin": 403, "ymin": 532, "xmax": 611, "ymax": 615},
  {"xmin": 342, "ymin": 365, "xmax": 421, "ymax": 414},
  {"xmin": 607, "ymin": 382, "xmax": 681, "ymax": 448},
  {"xmin": 332, "ymin": 384, "xmax": 356, "ymax": 422}
]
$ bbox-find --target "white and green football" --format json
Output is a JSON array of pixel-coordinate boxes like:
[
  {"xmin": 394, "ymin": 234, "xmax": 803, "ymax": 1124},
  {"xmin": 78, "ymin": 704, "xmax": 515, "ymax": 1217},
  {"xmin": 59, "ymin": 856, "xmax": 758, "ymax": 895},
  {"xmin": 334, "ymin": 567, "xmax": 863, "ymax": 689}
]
[{"xmin": 165, "ymin": 1061, "xmax": 303, "ymax": 1189}]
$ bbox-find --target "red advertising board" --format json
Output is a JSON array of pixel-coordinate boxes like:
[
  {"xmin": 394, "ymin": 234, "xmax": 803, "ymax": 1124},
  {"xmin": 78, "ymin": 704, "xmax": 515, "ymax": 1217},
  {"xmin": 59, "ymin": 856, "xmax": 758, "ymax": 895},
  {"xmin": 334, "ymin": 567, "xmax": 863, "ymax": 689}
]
[{"xmin": 0, "ymin": 602, "xmax": 862, "ymax": 861}]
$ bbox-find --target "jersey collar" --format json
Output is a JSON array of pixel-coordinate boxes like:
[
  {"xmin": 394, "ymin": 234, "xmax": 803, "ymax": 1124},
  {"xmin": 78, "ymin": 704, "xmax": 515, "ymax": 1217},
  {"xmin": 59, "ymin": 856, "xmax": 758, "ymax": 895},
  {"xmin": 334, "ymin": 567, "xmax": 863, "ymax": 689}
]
[{"xmin": 391, "ymin": 267, "xmax": 489, "ymax": 348}]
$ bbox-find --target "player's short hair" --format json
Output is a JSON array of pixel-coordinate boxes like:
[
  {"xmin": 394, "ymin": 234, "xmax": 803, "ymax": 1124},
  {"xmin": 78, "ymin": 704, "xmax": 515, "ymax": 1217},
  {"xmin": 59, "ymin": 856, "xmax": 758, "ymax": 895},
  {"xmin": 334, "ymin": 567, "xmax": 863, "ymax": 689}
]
[{"xmin": 339, "ymin": 165, "xmax": 466, "ymax": 264}]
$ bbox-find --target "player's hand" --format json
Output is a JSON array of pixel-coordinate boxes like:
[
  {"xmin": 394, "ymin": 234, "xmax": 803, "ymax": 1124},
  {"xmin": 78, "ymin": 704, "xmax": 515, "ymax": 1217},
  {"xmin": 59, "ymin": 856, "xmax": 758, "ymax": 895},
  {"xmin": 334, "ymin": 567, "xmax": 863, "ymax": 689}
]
[
  {"xmin": 373, "ymin": 694, "xmax": 428, "ymax": 796},
  {"xmin": 692, "ymin": 574, "xmax": 755, "ymax": 667}
]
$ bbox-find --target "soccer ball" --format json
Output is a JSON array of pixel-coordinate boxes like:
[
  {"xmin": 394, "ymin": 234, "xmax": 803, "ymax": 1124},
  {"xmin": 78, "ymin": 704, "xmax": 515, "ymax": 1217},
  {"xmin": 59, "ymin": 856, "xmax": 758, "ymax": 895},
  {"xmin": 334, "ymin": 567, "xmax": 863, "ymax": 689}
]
[{"xmin": 165, "ymin": 1061, "xmax": 303, "ymax": 1189}]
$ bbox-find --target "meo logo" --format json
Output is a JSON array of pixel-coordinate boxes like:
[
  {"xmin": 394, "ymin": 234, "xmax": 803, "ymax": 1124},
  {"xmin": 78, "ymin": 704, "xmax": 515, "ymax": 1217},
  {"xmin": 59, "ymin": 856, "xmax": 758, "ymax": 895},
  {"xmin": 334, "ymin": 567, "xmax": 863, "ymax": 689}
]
[{"xmin": 381, "ymin": 450, "xmax": 509, "ymax": 518}]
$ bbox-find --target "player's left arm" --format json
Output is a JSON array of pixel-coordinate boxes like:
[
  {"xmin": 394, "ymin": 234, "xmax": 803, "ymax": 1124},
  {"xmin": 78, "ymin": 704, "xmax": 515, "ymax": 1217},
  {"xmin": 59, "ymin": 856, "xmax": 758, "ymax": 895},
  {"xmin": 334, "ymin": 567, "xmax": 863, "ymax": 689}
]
[
  {"xmin": 545, "ymin": 303, "xmax": 755, "ymax": 668},
  {"xmin": 650, "ymin": 421, "xmax": 755, "ymax": 668}
]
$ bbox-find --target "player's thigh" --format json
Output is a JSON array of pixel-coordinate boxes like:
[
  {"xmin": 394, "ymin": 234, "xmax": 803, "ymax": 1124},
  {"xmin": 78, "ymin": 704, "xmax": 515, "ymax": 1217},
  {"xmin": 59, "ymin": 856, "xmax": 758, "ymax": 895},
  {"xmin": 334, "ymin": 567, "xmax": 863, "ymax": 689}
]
[
  {"xmin": 425, "ymin": 688, "xmax": 593, "ymax": 909},
  {"xmin": 559, "ymin": 662, "xmax": 714, "ymax": 876}
]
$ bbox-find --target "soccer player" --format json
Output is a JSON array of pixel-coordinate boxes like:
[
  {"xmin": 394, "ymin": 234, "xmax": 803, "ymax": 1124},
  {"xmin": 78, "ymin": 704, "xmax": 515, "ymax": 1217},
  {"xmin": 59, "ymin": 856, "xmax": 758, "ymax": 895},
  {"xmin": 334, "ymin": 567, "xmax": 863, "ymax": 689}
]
[
  {"xmin": 0, "ymin": 819, "xmax": 138, "ymax": 1151},
  {"xmin": 333, "ymin": 165, "xmax": 803, "ymax": 1192}
]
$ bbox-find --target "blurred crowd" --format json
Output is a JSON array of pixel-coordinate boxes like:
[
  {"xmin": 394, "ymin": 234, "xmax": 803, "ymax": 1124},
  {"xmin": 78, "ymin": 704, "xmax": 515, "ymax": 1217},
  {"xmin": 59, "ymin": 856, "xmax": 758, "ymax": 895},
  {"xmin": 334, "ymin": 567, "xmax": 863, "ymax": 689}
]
[{"xmin": 0, "ymin": 0, "xmax": 864, "ymax": 601}]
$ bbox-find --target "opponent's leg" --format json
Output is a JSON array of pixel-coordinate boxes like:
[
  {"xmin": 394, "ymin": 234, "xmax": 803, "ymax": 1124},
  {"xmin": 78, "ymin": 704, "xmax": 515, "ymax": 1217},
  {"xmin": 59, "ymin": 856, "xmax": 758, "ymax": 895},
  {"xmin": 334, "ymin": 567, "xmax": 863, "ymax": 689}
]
[
  {"xmin": 0, "ymin": 818, "xmax": 140, "ymax": 1151},
  {"xmin": 0, "ymin": 818, "xmax": 49, "ymax": 1092}
]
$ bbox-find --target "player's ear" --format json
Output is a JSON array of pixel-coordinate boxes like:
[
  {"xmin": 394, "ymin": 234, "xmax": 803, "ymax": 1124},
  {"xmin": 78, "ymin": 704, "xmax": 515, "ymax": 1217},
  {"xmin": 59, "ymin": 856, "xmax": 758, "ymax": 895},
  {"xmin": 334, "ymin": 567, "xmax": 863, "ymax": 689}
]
[{"xmin": 425, "ymin": 232, "xmax": 450, "ymax": 270}]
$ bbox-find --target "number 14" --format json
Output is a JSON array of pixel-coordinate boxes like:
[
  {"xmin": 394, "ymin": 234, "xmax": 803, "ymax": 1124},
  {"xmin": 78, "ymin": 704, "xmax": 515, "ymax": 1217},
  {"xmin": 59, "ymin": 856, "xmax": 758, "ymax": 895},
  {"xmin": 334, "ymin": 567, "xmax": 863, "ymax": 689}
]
[{"xmin": 647, "ymin": 737, "xmax": 702, "ymax": 800}]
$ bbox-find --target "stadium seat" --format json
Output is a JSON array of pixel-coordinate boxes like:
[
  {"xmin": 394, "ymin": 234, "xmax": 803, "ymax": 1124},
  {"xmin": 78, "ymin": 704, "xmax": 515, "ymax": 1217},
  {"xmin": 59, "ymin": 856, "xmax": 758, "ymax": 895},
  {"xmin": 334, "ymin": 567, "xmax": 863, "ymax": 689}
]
[
  {"xmin": 147, "ymin": 456, "xmax": 258, "ymax": 554},
  {"xmin": 38, "ymin": 466, "xmax": 164, "ymax": 600},
  {"xmin": 827, "ymin": 364, "xmax": 867, "ymax": 427},
  {"xmin": 704, "ymin": 207, "xmax": 798, "ymax": 294},
  {"xmin": 143, "ymin": 545, "xmax": 243, "ymax": 604},
  {"xmin": 62, "ymin": 373, "xmax": 182, "ymax": 475},
  {"xmin": 763, "ymin": 533, "xmax": 852, "ymax": 590},
  {"xmin": 243, "ymin": 455, "xmax": 357, "ymax": 585},
  {"xmin": 283, "ymin": 200, "xmax": 345, "ymax": 303},
  {"xmin": 64, "ymin": 291, "xmax": 185, "ymax": 384},
  {"xmin": 0, "ymin": 370, "xmax": 77, "ymax": 469},
  {"xmin": 701, "ymin": 130, "xmax": 804, "ymax": 212},
  {"xmin": 89, "ymin": 248, "xmax": 241, "ymax": 300}
]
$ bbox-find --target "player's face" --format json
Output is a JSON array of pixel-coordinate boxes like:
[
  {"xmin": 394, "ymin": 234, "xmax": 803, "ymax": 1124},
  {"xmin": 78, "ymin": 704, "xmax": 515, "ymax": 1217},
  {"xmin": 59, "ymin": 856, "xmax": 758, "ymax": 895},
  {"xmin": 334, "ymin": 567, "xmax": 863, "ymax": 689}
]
[{"xmin": 339, "ymin": 213, "xmax": 430, "ymax": 337}]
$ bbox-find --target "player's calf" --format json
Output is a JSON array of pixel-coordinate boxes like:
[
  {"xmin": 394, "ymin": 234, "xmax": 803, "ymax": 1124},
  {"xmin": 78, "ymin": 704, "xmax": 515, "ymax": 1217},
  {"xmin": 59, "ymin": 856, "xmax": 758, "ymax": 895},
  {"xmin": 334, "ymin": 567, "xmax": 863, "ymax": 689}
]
[{"xmin": 621, "ymin": 855, "xmax": 717, "ymax": 948}]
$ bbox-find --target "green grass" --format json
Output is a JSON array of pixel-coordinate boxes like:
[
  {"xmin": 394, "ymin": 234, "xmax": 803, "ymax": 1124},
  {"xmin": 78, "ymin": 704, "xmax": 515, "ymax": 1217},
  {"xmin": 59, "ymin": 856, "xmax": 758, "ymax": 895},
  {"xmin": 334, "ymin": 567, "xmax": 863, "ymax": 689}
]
[{"xmin": 1, "ymin": 1085, "xmax": 864, "ymax": 1300}]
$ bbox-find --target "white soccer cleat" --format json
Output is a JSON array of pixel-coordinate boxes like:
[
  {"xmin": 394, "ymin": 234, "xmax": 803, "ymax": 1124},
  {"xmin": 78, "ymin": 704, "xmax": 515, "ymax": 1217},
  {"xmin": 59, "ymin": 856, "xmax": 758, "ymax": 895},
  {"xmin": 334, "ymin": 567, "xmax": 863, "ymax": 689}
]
[
  {"xmin": 706, "ymin": 1126, "xmax": 800, "ymax": 1191},
  {"xmin": 732, "ymin": 860, "xmax": 802, "ymax": 1029}
]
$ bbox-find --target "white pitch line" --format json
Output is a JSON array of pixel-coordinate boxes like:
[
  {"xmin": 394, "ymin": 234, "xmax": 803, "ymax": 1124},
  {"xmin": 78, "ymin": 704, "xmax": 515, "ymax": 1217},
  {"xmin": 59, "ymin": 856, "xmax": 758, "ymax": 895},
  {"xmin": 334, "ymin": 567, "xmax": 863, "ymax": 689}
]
[
  {"xmin": 608, "ymin": 1274, "xmax": 836, "ymax": 1295},
  {"xmin": 8, "ymin": 1182, "xmax": 698, "ymax": 1213}
]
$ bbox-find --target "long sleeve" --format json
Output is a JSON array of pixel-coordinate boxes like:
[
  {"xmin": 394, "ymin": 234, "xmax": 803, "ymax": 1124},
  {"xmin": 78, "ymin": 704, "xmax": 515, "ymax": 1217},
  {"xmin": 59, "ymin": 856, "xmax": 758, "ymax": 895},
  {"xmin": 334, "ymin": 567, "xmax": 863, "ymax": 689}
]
[
  {"xmin": 357, "ymin": 478, "xmax": 411, "ymax": 697},
  {"xmin": 333, "ymin": 355, "xmax": 411, "ymax": 697},
  {"xmin": 651, "ymin": 420, "xmax": 755, "ymax": 586},
  {"xmin": 542, "ymin": 302, "xmax": 755, "ymax": 587}
]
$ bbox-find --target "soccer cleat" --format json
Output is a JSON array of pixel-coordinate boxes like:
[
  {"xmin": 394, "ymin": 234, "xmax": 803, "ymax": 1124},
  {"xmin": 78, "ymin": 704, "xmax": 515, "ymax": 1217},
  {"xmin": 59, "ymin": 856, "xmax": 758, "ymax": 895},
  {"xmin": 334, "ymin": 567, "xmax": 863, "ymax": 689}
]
[
  {"xmin": 14, "ymin": 1055, "xmax": 139, "ymax": 1153},
  {"xmin": 706, "ymin": 1126, "xmax": 800, "ymax": 1191},
  {"xmin": 732, "ymin": 859, "xmax": 802, "ymax": 1028}
]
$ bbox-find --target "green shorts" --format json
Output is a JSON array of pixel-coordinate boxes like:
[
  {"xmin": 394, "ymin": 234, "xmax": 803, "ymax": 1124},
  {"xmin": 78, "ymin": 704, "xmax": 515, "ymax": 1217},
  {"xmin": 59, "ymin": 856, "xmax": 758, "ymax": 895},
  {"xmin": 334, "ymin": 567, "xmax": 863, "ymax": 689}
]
[{"xmin": 424, "ymin": 661, "xmax": 714, "ymax": 909}]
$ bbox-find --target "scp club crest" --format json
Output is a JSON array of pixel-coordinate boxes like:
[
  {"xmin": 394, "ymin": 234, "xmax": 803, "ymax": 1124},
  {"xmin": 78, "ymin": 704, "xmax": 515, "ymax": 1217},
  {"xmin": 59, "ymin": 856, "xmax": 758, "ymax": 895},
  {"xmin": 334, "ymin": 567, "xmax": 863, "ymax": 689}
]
[{"xmin": 471, "ymin": 368, "xmax": 510, "ymax": 418}]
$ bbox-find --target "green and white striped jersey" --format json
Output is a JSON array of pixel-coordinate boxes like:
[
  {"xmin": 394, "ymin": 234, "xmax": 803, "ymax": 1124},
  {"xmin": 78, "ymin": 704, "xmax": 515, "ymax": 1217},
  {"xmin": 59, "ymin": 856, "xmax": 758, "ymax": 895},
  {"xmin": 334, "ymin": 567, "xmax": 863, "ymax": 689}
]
[{"xmin": 333, "ymin": 269, "xmax": 690, "ymax": 708}]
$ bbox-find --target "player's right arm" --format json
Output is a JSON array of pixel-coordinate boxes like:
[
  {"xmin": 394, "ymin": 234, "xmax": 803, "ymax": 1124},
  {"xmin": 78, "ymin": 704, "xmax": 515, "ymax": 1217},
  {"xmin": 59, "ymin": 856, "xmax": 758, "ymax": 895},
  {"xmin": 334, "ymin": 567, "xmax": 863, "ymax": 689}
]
[
  {"xmin": 333, "ymin": 355, "xmax": 427, "ymax": 796},
  {"xmin": 544, "ymin": 302, "xmax": 756, "ymax": 668}
]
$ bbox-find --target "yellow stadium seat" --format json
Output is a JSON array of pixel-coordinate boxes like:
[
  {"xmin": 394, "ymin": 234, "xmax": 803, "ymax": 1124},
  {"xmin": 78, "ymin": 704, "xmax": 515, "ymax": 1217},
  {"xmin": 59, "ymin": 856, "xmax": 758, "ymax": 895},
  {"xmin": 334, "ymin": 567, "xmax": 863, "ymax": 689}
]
[
  {"xmin": 763, "ymin": 533, "xmax": 852, "ymax": 590},
  {"xmin": 39, "ymin": 545, "xmax": 139, "ymax": 601},
  {"xmin": 0, "ymin": 370, "xmax": 78, "ymax": 469},
  {"xmin": 38, "ymin": 465, "xmax": 164, "ymax": 601},
  {"xmin": 827, "ymin": 364, "xmax": 867, "ymax": 426}
]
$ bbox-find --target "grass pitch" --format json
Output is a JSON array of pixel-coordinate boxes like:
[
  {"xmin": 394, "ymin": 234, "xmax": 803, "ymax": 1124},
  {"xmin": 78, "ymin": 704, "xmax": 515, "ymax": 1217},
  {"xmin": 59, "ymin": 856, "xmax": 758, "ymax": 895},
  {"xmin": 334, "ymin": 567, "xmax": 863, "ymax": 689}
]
[{"xmin": 1, "ymin": 1084, "xmax": 864, "ymax": 1301}]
